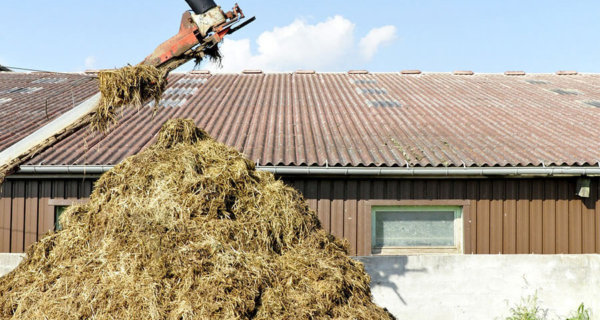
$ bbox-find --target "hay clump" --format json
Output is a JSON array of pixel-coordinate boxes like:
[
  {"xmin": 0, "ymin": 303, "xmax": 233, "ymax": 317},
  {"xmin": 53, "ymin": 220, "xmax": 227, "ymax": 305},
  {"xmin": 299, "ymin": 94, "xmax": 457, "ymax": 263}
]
[
  {"xmin": 0, "ymin": 119, "xmax": 393, "ymax": 320},
  {"xmin": 91, "ymin": 65, "xmax": 167, "ymax": 132}
]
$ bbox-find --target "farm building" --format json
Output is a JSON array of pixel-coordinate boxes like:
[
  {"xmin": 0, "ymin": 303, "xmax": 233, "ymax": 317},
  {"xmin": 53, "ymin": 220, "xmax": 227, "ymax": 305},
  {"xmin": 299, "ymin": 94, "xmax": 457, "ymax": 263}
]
[{"xmin": 1, "ymin": 69, "xmax": 600, "ymax": 257}]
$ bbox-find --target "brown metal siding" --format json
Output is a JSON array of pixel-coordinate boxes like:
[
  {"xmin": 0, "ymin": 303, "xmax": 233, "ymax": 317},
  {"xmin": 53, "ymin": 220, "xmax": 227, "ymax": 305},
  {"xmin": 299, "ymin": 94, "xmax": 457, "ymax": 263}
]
[
  {"xmin": 0, "ymin": 179, "xmax": 94, "ymax": 253},
  {"xmin": 286, "ymin": 177, "xmax": 600, "ymax": 256},
  {"xmin": 1, "ymin": 177, "xmax": 599, "ymax": 256}
]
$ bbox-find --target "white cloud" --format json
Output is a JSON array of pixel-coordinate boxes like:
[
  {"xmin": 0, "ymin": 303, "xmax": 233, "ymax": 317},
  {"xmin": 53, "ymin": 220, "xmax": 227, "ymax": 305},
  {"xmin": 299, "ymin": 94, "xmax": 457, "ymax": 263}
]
[
  {"xmin": 359, "ymin": 25, "xmax": 398, "ymax": 61},
  {"xmin": 205, "ymin": 16, "xmax": 398, "ymax": 73},
  {"xmin": 84, "ymin": 56, "xmax": 97, "ymax": 70}
]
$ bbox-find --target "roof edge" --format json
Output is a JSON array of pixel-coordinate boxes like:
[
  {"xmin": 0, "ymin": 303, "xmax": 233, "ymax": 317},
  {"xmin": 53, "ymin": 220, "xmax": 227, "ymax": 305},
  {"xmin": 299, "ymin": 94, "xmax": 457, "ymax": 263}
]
[{"xmin": 15, "ymin": 165, "xmax": 600, "ymax": 178}]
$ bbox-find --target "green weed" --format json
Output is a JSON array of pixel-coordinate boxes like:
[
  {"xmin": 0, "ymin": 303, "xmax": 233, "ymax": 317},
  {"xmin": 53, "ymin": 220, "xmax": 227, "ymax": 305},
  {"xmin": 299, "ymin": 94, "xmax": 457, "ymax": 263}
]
[
  {"xmin": 566, "ymin": 304, "xmax": 591, "ymax": 320},
  {"xmin": 505, "ymin": 294, "xmax": 547, "ymax": 320}
]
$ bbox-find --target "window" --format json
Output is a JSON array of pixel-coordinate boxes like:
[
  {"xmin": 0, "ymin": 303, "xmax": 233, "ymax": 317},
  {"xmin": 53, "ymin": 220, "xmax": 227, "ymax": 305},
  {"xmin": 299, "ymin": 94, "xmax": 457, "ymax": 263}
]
[
  {"xmin": 54, "ymin": 206, "xmax": 68, "ymax": 231},
  {"xmin": 48, "ymin": 199, "xmax": 88, "ymax": 233},
  {"xmin": 371, "ymin": 206, "xmax": 463, "ymax": 254}
]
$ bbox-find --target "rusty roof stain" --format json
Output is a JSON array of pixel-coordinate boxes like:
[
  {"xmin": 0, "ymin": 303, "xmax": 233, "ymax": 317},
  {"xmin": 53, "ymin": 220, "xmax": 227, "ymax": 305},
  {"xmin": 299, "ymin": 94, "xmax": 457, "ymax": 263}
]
[{"xmin": 0, "ymin": 71, "xmax": 598, "ymax": 168}]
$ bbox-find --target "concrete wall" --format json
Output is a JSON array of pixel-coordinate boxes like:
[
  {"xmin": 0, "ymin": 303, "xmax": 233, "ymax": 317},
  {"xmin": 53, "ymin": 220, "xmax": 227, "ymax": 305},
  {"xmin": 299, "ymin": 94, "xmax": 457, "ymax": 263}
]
[
  {"xmin": 2, "ymin": 254, "xmax": 599, "ymax": 319},
  {"xmin": 0, "ymin": 253, "xmax": 24, "ymax": 277},
  {"xmin": 357, "ymin": 255, "xmax": 600, "ymax": 320}
]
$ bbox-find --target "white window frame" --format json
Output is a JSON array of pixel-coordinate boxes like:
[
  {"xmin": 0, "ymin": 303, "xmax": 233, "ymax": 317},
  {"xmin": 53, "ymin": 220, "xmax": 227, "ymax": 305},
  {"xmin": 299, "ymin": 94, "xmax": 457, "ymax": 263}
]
[
  {"xmin": 363, "ymin": 200, "xmax": 472, "ymax": 256},
  {"xmin": 371, "ymin": 205, "xmax": 463, "ymax": 255}
]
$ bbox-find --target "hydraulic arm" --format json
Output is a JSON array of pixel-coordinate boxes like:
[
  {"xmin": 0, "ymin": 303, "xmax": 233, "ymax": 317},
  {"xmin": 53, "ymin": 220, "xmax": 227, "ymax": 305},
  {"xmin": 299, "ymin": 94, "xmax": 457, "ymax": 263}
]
[{"xmin": 142, "ymin": 0, "xmax": 255, "ymax": 72}]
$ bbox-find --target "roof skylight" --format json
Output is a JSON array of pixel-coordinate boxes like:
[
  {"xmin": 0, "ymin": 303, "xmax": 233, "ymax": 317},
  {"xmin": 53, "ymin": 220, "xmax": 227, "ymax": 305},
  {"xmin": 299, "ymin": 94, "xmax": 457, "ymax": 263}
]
[
  {"xmin": 367, "ymin": 100, "xmax": 401, "ymax": 108},
  {"xmin": 550, "ymin": 88, "xmax": 581, "ymax": 95},
  {"xmin": 32, "ymin": 78, "xmax": 68, "ymax": 84},
  {"xmin": 0, "ymin": 87, "xmax": 43, "ymax": 95},
  {"xmin": 525, "ymin": 80, "xmax": 550, "ymax": 85}
]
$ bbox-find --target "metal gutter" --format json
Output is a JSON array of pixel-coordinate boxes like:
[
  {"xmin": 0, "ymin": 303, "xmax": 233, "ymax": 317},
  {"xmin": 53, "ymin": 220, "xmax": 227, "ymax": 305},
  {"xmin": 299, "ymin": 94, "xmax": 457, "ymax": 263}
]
[
  {"xmin": 16, "ymin": 165, "xmax": 600, "ymax": 177},
  {"xmin": 260, "ymin": 166, "xmax": 600, "ymax": 177},
  {"xmin": 0, "ymin": 93, "xmax": 101, "ymax": 167},
  {"xmin": 18, "ymin": 165, "xmax": 111, "ymax": 175}
]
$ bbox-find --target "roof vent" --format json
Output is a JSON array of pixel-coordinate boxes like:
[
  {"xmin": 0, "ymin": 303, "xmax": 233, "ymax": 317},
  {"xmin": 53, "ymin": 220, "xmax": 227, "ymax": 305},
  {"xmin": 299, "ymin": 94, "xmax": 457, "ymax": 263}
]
[
  {"xmin": 556, "ymin": 70, "xmax": 578, "ymax": 76},
  {"xmin": 550, "ymin": 88, "xmax": 581, "ymax": 95},
  {"xmin": 401, "ymin": 70, "xmax": 422, "ymax": 75},
  {"xmin": 584, "ymin": 101, "xmax": 600, "ymax": 108},
  {"xmin": 242, "ymin": 70, "xmax": 263, "ymax": 75},
  {"xmin": 295, "ymin": 70, "xmax": 316, "ymax": 74},
  {"xmin": 348, "ymin": 70, "xmax": 369, "ymax": 75},
  {"xmin": 504, "ymin": 71, "xmax": 526, "ymax": 76},
  {"xmin": 453, "ymin": 70, "xmax": 474, "ymax": 75},
  {"xmin": 190, "ymin": 70, "xmax": 211, "ymax": 75}
]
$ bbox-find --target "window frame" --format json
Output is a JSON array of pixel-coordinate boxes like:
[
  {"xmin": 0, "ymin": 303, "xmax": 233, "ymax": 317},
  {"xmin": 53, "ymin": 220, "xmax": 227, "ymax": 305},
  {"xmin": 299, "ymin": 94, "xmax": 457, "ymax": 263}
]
[
  {"xmin": 371, "ymin": 205, "xmax": 463, "ymax": 254},
  {"xmin": 363, "ymin": 200, "xmax": 472, "ymax": 256},
  {"xmin": 48, "ymin": 199, "xmax": 87, "ymax": 231},
  {"xmin": 54, "ymin": 206, "xmax": 68, "ymax": 231}
]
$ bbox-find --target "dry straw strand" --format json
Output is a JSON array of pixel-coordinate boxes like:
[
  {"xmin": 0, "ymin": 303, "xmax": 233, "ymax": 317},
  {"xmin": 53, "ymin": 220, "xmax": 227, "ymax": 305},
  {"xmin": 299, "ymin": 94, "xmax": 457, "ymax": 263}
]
[{"xmin": 91, "ymin": 65, "xmax": 167, "ymax": 133}]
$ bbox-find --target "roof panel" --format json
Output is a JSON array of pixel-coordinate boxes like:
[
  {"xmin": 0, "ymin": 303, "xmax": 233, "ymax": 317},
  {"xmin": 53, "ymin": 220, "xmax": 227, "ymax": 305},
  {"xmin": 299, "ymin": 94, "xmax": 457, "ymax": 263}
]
[
  {"xmin": 0, "ymin": 73, "xmax": 97, "ymax": 152},
  {"xmin": 2, "ymin": 72, "xmax": 598, "ymax": 168}
]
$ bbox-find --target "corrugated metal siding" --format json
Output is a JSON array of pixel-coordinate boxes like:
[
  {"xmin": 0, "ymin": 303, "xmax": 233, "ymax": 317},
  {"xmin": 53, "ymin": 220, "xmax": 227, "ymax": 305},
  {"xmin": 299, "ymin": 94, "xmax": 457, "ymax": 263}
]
[
  {"xmin": 1, "ymin": 177, "xmax": 599, "ymax": 256},
  {"xmin": 286, "ymin": 177, "xmax": 600, "ymax": 256},
  {"xmin": 0, "ymin": 179, "xmax": 93, "ymax": 253}
]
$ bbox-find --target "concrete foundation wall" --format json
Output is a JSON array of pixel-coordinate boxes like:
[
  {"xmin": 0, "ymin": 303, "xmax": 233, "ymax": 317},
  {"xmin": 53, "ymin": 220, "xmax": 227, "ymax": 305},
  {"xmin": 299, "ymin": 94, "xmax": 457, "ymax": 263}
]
[
  {"xmin": 1, "ymin": 254, "xmax": 599, "ymax": 319},
  {"xmin": 357, "ymin": 255, "xmax": 600, "ymax": 320},
  {"xmin": 0, "ymin": 253, "xmax": 24, "ymax": 277}
]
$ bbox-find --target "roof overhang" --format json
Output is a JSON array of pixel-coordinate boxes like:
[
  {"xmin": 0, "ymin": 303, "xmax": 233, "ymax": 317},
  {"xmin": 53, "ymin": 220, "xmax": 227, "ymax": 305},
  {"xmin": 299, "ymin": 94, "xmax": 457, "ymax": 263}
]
[{"xmin": 11, "ymin": 165, "xmax": 600, "ymax": 179}]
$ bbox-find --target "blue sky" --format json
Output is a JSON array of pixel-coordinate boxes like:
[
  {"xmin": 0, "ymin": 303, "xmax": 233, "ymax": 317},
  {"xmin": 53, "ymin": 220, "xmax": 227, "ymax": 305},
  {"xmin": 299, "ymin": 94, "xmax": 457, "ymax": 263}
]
[{"xmin": 1, "ymin": 0, "xmax": 599, "ymax": 73}]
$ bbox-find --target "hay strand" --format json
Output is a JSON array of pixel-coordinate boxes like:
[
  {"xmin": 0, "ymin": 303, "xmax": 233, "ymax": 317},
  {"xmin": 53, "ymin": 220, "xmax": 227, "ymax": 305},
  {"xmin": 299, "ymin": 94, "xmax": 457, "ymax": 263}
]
[
  {"xmin": 91, "ymin": 65, "xmax": 167, "ymax": 133},
  {"xmin": 0, "ymin": 119, "xmax": 393, "ymax": 319},
  {"xmin": 89, "ymin": 47, "xmax": 220, "ymax": 133}
]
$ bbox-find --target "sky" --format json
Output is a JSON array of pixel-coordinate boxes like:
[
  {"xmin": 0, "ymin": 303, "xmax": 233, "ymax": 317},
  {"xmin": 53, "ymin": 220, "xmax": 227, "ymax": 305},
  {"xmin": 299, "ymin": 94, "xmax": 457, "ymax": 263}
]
[{"xmin": 1, "ymin": 0, "xmax": 599, "ymax": 73}]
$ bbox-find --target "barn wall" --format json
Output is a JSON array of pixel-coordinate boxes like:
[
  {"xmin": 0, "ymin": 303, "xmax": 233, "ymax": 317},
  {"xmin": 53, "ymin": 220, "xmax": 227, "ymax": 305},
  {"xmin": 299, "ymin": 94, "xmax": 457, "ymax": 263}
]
[
  {"xmin": 1, "ymin": 177, "xmax": 599, "ymax": 256},
  {"xmin": 0, "ymin": 179, "xmax": 94, "ymax": 253},
  {"xmin": 286, "ymin": 177, "xmax": 600, "ymax": 256}
]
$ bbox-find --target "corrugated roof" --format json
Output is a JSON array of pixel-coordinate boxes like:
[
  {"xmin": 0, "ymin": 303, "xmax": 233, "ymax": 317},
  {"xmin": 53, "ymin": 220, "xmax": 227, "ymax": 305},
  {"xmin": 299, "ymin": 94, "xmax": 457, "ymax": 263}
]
[
  {"xmin": 0, "ymin": 72, "xmax": 97, "ymax": 152},
  {"xmin": 8, "ymin": 71, "xmax": 600, "ymax": 168}
]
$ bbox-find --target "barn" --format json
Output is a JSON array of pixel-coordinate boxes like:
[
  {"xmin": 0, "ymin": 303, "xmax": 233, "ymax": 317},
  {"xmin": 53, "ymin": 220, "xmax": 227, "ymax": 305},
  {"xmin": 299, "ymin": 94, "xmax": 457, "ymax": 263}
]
[
  {"xmin": 2, "ymin": 69, "xmax": 600, "ymax": 258},
  {"xmin": 2, "ymin": 69, "xmax": 600, "ymax": 317}
]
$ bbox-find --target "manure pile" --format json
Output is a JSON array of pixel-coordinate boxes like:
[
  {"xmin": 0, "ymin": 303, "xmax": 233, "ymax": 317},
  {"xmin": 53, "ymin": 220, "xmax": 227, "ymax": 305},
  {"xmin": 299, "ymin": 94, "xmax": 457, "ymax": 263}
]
[{"xmin": 0, "ymin": 119, "xmax": 393, "ymax": 319}]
